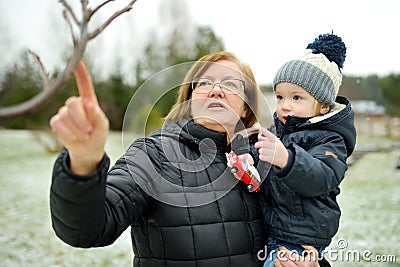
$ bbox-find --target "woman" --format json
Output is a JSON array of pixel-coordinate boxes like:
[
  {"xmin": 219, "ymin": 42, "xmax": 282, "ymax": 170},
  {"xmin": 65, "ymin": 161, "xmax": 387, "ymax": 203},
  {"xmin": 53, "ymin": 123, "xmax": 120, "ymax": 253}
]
[
  {"xmin": 50, "ymin": 51, "xmax": 264, "ymax": 266},
  {"xmin": 49, "ymin": 51, "xmax": 320, "ymax": 266}
]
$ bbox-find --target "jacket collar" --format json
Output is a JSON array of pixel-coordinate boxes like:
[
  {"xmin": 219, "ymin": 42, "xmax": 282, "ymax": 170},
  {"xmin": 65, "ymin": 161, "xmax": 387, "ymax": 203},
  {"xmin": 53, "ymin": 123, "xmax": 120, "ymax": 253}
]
[
  {"xmin": 178, "ymin": 120, "xmax": 228, "ymax": 149},
  {"xmin": 273, "ymin": 96, "xmax": 356, "ymax": 156}
]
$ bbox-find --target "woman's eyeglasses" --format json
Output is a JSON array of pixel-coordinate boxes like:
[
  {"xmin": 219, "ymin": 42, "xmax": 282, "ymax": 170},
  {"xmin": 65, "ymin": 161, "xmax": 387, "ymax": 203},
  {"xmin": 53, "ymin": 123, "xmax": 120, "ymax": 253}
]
[{"xmin": 191, "ymin": 78, "xmax": 245, "ymax": 95}]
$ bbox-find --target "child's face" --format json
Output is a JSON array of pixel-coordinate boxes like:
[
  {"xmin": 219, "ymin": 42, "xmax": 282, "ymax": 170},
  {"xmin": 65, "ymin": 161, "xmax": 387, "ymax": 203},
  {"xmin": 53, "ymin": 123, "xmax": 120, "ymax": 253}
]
[{"xmin": 275, "ymin": 82, "xmax": 328, "ymax": 124}]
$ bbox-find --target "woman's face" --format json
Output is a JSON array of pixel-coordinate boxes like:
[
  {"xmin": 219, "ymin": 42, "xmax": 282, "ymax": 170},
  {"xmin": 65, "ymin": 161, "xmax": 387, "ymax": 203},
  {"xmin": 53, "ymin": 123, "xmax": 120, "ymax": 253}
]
[{"xmin": 190, "ymin": 59, "xmax": 247, "ymax": 134}]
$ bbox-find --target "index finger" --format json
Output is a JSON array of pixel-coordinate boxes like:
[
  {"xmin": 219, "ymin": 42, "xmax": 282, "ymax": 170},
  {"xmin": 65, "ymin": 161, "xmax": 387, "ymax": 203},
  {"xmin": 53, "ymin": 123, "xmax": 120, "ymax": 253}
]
[
  {"xmin": 259, "ymin": 127, "xmax": 277, "ymax": 141},
  {"xmin": 74, "ymin": 60, "xmax": 97, "ymax": 104}
]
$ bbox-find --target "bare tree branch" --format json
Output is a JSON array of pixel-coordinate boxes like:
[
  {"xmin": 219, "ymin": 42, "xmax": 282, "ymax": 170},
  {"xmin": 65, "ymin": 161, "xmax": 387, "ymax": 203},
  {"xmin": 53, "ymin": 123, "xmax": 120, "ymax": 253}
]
[
  {"xmin": 63, "ymin": 9, "xmax": 78, "ymax": 45},
  {"xmin": 0, "ymin": 0, "xmax": 138, "ymax": 121},
  {"xmin": 89, "ymin": 0, "xmax": 137, "ymax": 40},
  {"xmin": 28, "ymin": 50, "xmax": 50, "ymax": 90},
  {"xmin": 0, "ymin": 44, "xmax": 85, "ymax": 120},
  {"xmin": 81, "ymin": 0, "xmax": 89, "ymax": 20},
  {"xmin": 59, "ymin": 0, "xmax": 80, "ymax": 26},
  {"xmin": 90, "ymin": 0, "xmax": 116, "ymax": 18}
]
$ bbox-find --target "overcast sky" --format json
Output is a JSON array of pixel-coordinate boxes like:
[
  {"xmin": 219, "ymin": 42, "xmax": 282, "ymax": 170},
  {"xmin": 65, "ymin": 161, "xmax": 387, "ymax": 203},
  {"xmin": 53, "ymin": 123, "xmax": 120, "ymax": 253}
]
[{"xmin": 1, "ymin": 0, "xmax": 399, "ymax": 85}]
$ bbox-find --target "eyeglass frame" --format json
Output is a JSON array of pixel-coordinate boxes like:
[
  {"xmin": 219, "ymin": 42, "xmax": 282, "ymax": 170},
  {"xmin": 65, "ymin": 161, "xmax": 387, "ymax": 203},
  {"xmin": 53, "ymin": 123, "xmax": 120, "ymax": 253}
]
[{"xmin": 190, "ymin": 77, "xmax": 245, "ymax": 95}]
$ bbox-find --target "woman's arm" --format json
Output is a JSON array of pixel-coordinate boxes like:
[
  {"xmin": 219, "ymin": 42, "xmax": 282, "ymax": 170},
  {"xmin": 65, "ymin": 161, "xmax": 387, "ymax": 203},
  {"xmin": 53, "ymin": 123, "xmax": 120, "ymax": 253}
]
[
  {"xmin": 49, "ymin": 60, "xmax": 109, "ymax": 176},
  {"xmin": 50, "ymin": 149, "xmax": 151, "ymax": 248},
  {"xmin": 49, "ymin": 61, "xmax": 150, "ymax": 247}
]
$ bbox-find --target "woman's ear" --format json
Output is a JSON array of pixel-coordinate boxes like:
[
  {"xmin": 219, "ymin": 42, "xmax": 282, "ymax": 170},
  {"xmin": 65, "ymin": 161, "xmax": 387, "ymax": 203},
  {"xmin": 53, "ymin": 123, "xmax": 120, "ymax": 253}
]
[{"xmin": 320, "ymin": 104, "xmax": 330, "ymax": 115}]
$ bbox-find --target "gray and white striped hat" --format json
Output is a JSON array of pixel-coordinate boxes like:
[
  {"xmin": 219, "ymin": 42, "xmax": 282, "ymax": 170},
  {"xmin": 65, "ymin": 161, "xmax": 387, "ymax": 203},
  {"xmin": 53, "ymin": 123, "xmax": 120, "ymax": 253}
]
[{"xmin": 273, "ymin": 33, "xmax": 346, "ymax": 107}]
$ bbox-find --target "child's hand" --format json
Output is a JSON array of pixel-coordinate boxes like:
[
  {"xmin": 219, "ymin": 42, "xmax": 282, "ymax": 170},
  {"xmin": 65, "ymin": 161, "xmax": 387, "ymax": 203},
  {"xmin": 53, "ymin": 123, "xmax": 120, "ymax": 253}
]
[
  {"xmin": 227, "ymin": 152, "xmax": 261, "ymax": 192},
  {"xmin": 255, "ymin": 127, "xmax": 289, "ymax": 169},
  {"xmin": 238, "ymin": 153, "xmax": 254, "ymax": 166},
  {"xmin": 227, "ymin": 153, "xmax": 254, "ymax": 181},
  {"xmin": 273, "ymin": 245, "xmax": 320, "ymax": 267}
]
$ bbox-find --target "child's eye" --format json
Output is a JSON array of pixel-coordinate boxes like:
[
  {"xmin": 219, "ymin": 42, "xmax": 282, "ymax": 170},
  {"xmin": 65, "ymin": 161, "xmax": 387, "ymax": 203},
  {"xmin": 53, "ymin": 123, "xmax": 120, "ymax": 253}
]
[
  {"xmin": 293, "ymin": 95, "xmax": 302, "ymax": 101},
  {"xmin": 276, "ymin": 95, "xmax": 283, "ymax": 101}
]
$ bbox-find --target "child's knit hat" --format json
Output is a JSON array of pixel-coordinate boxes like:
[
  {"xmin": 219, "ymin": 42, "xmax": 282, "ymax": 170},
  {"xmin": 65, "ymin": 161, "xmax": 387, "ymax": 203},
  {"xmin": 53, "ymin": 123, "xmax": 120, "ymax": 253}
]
[{"xmin": 273, "ymin": 33, "xmax": 346, "ymax": 107}]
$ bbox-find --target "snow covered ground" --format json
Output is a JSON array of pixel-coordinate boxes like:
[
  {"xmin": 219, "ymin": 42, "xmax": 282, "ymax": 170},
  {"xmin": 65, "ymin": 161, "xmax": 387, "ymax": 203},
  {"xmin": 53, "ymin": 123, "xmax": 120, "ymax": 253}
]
[
  {"xmin": 0, "ymin": 130, "xmax": 399, "ymax": 266},
  {"xmin": 0, "ymin": 130, "xmax": 132, "ymax": 266}
]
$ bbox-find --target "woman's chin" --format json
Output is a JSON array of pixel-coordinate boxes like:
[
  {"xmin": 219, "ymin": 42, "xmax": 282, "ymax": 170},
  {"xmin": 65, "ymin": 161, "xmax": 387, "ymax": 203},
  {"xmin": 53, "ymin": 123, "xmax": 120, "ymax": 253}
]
[{"xmin": 194, "ymin": 117, "xmax": 236, "ymax": 133}]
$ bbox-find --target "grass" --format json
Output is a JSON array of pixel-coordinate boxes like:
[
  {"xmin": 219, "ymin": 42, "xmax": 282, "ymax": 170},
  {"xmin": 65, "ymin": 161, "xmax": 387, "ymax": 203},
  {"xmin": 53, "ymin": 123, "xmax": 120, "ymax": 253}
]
[
  {"xmin": 0, "ymin": 130, "xmax": 131, "ymax": 266},
  {"xmin": 331, "ymin": 146, "xmax": 400, "ymax": 266},
  {"xmin": 0, "ymin": 130, "xmax": 399, "ymax": 266}
]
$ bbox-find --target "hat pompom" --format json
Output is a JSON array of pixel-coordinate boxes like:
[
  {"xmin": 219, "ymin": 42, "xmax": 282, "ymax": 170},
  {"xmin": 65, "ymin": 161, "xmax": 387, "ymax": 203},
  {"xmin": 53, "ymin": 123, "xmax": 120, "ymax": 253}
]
[{"xmin": 306, "ymin": 33, "xmax": 346, "ymax": 70}]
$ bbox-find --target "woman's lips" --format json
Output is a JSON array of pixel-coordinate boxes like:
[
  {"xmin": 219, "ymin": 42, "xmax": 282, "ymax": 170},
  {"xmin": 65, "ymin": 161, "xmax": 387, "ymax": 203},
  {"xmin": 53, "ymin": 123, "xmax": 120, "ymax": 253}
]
[{"xmin": 207, "ymin": 101, "xmax": 226, "ymax": 110}]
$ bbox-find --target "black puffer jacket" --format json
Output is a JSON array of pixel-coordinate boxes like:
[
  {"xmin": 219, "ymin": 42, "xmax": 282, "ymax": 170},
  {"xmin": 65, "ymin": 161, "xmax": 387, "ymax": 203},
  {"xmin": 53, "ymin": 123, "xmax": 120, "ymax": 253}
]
[
  {"xmin": 50, "ymin": 120, "xmax": 266, "ymax": 266},
  {"xmin": 259, "ymin": 96, "xmax": 356, "ymax": 247}
]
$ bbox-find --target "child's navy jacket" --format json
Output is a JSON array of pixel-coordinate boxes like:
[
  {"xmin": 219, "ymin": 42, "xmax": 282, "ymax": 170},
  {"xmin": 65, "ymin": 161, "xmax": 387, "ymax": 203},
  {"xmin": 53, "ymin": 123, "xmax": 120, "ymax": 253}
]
[{"xmin": 259, "ymin": 96, "xmax": 357, "ymax": 247}]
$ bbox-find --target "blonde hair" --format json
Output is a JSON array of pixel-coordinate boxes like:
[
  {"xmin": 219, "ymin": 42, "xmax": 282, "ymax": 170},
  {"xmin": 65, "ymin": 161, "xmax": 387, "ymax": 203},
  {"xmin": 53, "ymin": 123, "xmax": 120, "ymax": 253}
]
[
  {"xmin": 164, "ymin": 51, "xmax": 259, "ymax": 129},
  {"xmin": 314, "ymin": 99, "xmax": 331, "ymax": 116}
]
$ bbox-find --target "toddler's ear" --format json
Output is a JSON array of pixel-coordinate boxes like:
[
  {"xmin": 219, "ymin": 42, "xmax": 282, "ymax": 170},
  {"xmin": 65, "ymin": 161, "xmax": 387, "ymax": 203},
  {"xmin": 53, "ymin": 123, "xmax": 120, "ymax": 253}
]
[{"xmin": 320, "ymin": 104, "xmax": 330, "ymax": 115}]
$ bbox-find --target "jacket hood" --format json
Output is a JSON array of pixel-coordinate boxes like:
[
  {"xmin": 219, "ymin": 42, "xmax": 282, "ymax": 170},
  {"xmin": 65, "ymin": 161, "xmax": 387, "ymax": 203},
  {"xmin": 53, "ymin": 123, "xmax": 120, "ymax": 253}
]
[{"xmin": 274, "ymin": 96, "xmax": 356, "ymax": 156}]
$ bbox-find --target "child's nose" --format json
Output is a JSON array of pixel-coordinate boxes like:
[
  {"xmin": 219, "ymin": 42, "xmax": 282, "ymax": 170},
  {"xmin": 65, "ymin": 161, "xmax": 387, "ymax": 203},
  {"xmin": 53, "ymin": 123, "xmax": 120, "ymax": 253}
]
[{"xmin": 281, "ymin": 99, "xmax": 291, "ymax": 110}]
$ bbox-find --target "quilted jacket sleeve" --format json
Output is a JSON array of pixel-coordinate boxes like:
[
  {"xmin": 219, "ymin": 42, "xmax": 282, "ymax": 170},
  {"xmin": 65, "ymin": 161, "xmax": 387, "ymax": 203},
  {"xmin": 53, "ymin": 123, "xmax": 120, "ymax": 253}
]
[
  {"xmin": 275, "ymin": 132, "xmax": 348, "ymax": 197},
  {"xmin": 50, "ymin": 149, "xmax": 151, "ymax": 248}
]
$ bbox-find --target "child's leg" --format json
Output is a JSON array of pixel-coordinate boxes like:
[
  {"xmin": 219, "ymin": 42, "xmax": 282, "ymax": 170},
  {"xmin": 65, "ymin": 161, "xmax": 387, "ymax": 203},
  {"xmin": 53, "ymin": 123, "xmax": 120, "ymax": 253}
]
[
  {"xmin": 263, "ymin": 237, "xmax": 292, "ymax": 267},
  {"xmin": 263, "ymin": 255, "xmax": 277, "ymax": 267},
  {"xmin": 263, "ymin": 237, "xmax": 278, "ymax": 267}
]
